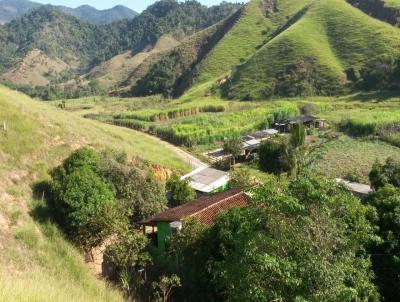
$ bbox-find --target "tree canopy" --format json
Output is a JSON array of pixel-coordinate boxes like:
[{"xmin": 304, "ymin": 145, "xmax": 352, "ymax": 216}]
[
  {"xmin": 366, "ymin": 157, "xmax": 400, "ymax": 302},
  {"xmin": 167, "ymin": 177, "xmax": 379, "ymax": 302},
  {"xmin": 166, "ymin": 174, "xmax": 196, "ymax": 207}
]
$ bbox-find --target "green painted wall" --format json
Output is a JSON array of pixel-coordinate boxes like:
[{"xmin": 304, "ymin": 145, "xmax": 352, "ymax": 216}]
[
  {"xmin": 157, "ymin": 221, "xmax": 172, "ymax": 252},
  {"xmin": 212, "ymin": 182, "xmax": 229, "ymax": 193}
]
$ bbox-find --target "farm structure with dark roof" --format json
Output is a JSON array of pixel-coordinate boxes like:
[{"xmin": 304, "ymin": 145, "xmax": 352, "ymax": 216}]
[{"xmin": 139, "ymin": 189, "xmax": 250, "ymax": 251}]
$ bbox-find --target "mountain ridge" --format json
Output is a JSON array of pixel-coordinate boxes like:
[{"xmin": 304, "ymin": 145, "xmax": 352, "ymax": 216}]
[
  {"xmin": 0, "ymin": 0, "xmax": 138, "ymax": 24},
  {"xmin": 0, "ymin": 1, "xmax": 241, "ymax": 91},
  {"xmin": 132, "ymin": 0, "xmax": 400, "ymax": 100}
]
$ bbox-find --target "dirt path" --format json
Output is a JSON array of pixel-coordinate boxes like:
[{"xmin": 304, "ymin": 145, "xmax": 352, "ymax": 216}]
[{"xmin": 140, "ymin": 131, "xmax": 208, "ymax": 170}]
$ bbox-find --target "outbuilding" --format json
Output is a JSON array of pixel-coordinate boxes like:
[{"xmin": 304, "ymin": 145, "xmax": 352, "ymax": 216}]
[
  {"xmin": 138, "ymin": 189, "xmax": 250, "ymax": 252},
  {"xmin": 275, "ymin": 115, "xmax": 326, "ymax": 132},
  {"xmin": 181, "ymin": 166, "xmax": 230, "ymax": 193}
]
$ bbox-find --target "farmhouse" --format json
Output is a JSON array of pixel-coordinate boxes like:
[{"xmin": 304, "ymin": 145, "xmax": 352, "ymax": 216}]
[
  {"xmin": 138, "ymin": 189, "xmax": 250, "ymax": 251},
  {"xmin": 181, "ymin": 166, "xmax": 230, "ymax": 193},
  {"xmin": 275, "ymin": 115, "xmax": 326, "ymax": 132}
]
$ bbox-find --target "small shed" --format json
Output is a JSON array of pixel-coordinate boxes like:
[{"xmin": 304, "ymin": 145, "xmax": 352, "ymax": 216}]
[
  {"xmin": 250, "ymin": 129, "xmax": 279, "ymax": 140},
  {"xmin": 181, "ymin": 166, "xmax": 230, "ymax": 193},
  {"xmin": 241, "ymin": 138, "xmax": 261, "ymax": 152},
  {"xmin": 275, "ymin": 115, "xmax": 323, "ymax": 132},
  {"xmin": 138, "ymin": 189, "xmax": 250, "ymax": 251}
]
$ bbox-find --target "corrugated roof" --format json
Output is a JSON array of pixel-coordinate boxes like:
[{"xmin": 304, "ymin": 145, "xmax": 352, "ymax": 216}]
[
  {"xmin": 139, "ymin": 189, "xmax": 250, "ymax": 225},
  {"xmin": 181, "ymin": 167, "xmax": 230, "ymax": 193},
  {"xmin": 275, "ymin": 115, "xmax": 319, "ymax": 125}
]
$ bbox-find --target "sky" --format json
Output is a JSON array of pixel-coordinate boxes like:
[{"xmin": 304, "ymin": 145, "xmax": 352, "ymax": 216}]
[{"xmin": 33, "ymin": 0, "xmax": 236, "ymax": 12}]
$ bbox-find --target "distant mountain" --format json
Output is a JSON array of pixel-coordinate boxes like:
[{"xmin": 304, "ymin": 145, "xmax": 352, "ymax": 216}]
[
  {"xmin": 0, "ymin": 0, "xmax": 241, "ymax": 89},
  {"xmin": 56, "ymin": 4, "xmax": 138, "ymax": 24},
  {"xmin": 0, "ymin": 0, "xmax": 138, "ymax": 24},
  {"xmin": 0, "ymin": 0, "xmax": 41, "ymax": 24}
]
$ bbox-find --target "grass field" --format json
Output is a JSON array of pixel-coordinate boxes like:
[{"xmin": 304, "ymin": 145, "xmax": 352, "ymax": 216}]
[
  {"xmin": 385, "ymin": 0, "xmax": 400, "ymax": 9},
  {"xmin": 81, "ymin": 98, "xmax": 299, "ymax": 146},
  {"xmin": 315, "ymin": 135, "xmax": 400, "ymax": 183},
  {"xmin": 0, "ymin": 85, "xmax": 189, "ymax": 302}
]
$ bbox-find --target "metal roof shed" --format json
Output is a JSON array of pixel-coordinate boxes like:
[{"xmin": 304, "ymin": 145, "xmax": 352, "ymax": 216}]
[{"xmin": 181, "ymin": 166, "xmax": 230, "ymax": 193}]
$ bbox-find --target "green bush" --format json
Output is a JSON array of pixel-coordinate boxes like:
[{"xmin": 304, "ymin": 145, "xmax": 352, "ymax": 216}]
[
  {"xmin": 166, "ymin": 174, "xmax": 196, "ymax": 207},
  {"xmin": 367, "ymin": 184, "xmax": 400, "ymax": 302},
  {"xmin": 258, "ymin": 136, "xmax": 291, "ymax": 175},
  {"xmin": 369, "ymin": 157, "xmax": 400, "ymax": 190},
  {"xmin": 52, "ymin": 163, "xmax": 118, "ymax": 251}
]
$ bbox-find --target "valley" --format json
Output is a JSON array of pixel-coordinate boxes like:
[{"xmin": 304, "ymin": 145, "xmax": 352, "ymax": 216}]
[
  {"xmin": 0, "ymin": 0, "xmax": 400, "ymax": 301},
  {"xmin": 52, "ymin": 91, "xmax": 400, "ymax": 183}
]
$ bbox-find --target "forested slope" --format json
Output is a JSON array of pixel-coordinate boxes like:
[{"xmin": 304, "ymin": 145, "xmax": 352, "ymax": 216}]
[{"xmin": 0, "ymin": 1, "xmax": 241, "ymax": 87}]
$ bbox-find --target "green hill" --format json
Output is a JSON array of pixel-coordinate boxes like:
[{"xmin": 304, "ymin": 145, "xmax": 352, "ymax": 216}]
[
  {"xmin": 133, "ymin": 0, "xmax": 400, "ymax": 100},
  {"xmin": 133, "ymin": 0, "xmax": 310, "ymax": 98},
  {"xmin": 131, "ymin": 14, "xmax": 237, "ymax": 97},
  {"xmin": 194, "ymin": 0, "xmax": 312, "ymax": 87},
  {"xmin": 226, "ymin": 0, "xmax": 400, "ymax": 100},
  {"xmin": 0, "ymin": 85, "xmax": 187, "ymax": 301}
]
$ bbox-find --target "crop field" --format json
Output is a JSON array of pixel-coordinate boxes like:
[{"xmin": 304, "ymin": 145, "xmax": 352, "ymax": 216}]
[{"xmin": 72, "ymin": 97, "xmax": 300, "ymax": 146}]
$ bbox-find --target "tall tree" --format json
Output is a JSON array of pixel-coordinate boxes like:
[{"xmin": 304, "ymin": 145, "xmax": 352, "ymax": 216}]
[{"xmin": 223, "ymin": 136, "xmax": 242, "ymax": 168}]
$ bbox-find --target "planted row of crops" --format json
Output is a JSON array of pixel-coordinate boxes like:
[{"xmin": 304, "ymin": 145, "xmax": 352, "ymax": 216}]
[
  {"xmin": 339, "ymin": 110, "xmax": 400, "ymax": 146},
  {"xmin": 114, "ymin": 104, "xmax": 226, "ymax": 122},
  {"xmin": 151, "ymin": 105, "xmax": 299, "ymax": 146},
  {"xmin": 87, "ymin": 102, "xmax": 299, "ymax": 146}
]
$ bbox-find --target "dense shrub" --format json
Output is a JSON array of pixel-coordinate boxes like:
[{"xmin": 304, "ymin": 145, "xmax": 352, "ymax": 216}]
[
  {"xmin": 99, "ymin": 153, "xmax": 167, "ymax": 223},
  {"xmin": 358, "ymin": 55, "xmax": 400, "ymax": 90},
  {"xmin": 367, "ymin": 184, "xmax": 400, "ymax": 302},
  {"xmin": 49, "ymin": 147, "xmax": 166, "ymax": 251},
  {"xmin": 166, "ymin": 174, "xmax": 196, "ymax": 207},
  {"xmin": 258, "ymin": 136, "xmax": 291, "ymax": 175},
  {"xmin": 229, "ymin": 168, "xmax": 254, "ymax": 190},
  {"xmin": 50, "ymin": 148, "xmax": 119, "ymax": 251},
  {"xmin": 369, "ymin": 157, "xmax": 400, "ymax": 190}
]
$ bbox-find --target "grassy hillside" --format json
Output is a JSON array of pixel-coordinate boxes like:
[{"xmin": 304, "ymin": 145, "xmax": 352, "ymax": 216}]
[
  {"xmin": 0, "ymin": 86, "xmax": 187, "ymax": 301},
  {"xmin": 131, "ymin": 19, "xmax": 232, "ymax": 97},
  {"xmin": 84, "ymin": 34, "xmax": 180, "ymax": 90},
  {"xmin": 184, "ymin": 0, "xmax": 313, "ymax": 96},
  {"xmin": 227, "ymin": 0, "xmax": 400, "ymax": 100},
  {"xmin": 2, "ymin": 49, "xmax": 70, "ymax": 86}
]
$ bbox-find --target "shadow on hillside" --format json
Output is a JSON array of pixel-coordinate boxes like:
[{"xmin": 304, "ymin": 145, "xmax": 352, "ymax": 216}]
[
  {"xmin": 30, "ymin": 180, "xmax": 57, "ymax": 224},
  {"xmin": 347, "ymin": 90, "xmax": 400, "ymax": 102}
]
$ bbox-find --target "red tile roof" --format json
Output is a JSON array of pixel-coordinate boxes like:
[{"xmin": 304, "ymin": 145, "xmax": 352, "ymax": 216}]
[{"xmin": 139, "ymin": 189, "xmax": 250, "ymax": 225}]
